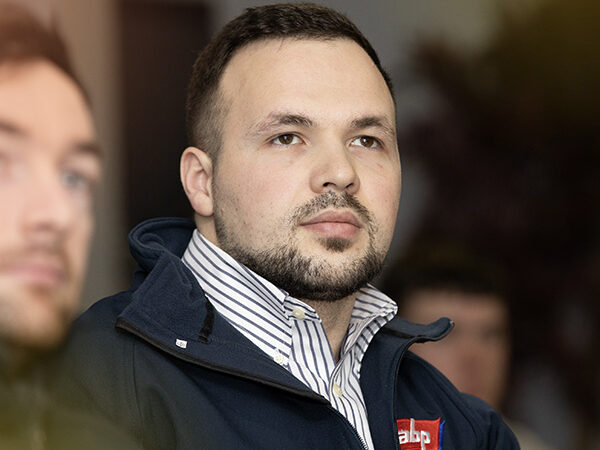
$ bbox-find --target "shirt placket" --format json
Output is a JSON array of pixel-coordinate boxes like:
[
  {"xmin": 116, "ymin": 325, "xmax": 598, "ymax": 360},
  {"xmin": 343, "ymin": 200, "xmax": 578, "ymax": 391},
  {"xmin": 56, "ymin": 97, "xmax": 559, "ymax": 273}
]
[{"xmin": 287, "ymin": 300, "xmax": 335, "ymax": 396}]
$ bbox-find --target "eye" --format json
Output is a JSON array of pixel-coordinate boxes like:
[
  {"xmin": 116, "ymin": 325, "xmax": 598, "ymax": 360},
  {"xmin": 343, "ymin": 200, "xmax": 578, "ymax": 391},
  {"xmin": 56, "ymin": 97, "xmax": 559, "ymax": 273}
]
[
  {"xmin": 61, "ymin": 169, "xmax": 95, "ymax": 194},
  {"xmin": 350, "ymin": 136, "xmax": 381, "ymax": 149},
  {"xmin": 271, "ymin": 134, "xmax": 302, "ymax": 146}
]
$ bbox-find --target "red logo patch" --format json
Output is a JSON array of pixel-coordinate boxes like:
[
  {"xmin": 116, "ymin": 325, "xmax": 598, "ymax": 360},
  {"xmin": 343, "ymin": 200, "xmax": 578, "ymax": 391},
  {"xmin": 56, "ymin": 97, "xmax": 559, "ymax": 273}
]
[{"xmin": 397, "ymin": 418, "xmax": 444, "ymax": 450}]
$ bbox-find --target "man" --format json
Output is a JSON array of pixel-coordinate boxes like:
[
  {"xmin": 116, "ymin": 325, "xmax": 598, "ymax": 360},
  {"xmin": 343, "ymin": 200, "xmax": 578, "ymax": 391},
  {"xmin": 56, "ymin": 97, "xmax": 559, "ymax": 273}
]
[
  {"xmin": 0, "ymin": 5, "xmax": 142, "ymax": 449},
  {"xmin": 0, "ymin": 2, "xmax": 100, "ymax": 375},
  {"xmin": 382, "ymin": 243, "xmax": 555, "ymax": 450},
  {"xmin": 53, "ymin": 4, "xmax": 518, "ymax": 449}
]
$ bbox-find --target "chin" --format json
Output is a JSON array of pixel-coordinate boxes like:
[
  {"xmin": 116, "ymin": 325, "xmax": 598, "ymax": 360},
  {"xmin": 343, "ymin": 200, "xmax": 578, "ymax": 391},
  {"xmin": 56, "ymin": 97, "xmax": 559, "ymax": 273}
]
[
  {"xmin": 14, "ymin": 313, "xmax": 70, "ymax": 351},
  {"xmin": 17, "ymin": 299, "xmax": 76, "ymax": 351}
]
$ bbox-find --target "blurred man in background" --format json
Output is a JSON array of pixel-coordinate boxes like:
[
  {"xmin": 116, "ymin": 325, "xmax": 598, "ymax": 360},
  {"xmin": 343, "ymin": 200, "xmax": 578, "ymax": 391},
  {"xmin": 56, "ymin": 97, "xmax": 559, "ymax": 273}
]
[
  {"xmin": 0, "ymin": 3, "xmax": 140, "ymax": 448},
  {"xmin": 0, "ymin": 2, "xmax": 100, "ymax": 376},
  {"xmin": 382, "ymin": 242, "xmax": 555, "ymax": 450}
]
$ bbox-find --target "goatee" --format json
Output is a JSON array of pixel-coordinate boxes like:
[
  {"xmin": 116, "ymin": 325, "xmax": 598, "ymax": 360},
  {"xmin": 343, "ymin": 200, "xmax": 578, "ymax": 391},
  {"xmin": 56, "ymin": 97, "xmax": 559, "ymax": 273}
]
[{"xmin": 214, "ymin": 191, "xmax": 385, "ymax": 301}]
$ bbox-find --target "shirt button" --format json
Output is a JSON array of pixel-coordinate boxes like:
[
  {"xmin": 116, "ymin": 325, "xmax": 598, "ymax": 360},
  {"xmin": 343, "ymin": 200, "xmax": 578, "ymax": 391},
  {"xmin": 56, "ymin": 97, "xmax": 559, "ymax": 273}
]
[
  {"xmin": 273, "ymin": 350, "xmax": 285, "ymax": 365},
  {"xmin": 292, "ymin": 306, "xmax": 306, "ymax": 319},
  {"xmin": 333, "ymin": 383, "xmax": 343, "ymax": 397}
]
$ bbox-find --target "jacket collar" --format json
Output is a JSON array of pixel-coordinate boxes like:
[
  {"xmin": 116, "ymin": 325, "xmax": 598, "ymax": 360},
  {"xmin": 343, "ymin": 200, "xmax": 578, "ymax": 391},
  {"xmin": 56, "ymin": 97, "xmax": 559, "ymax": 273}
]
[
  {"xmin": 119, "ymin": 218, "xmax": 320, "ymax": 398},
  {"xmin": 117, "ymin": 217, "xmax": 453, "ymax": 397},
  {"xmin": 382, "ymin": 315, "xmax": 454, "ymax": 342}
]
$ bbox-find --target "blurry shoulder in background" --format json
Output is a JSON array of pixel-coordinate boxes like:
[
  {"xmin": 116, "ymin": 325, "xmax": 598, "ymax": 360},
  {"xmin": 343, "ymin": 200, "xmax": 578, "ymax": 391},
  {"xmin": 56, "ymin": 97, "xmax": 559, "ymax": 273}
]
[{"xmin": 381, "ymin": 239, "xmax": 555, "ymax": 450}]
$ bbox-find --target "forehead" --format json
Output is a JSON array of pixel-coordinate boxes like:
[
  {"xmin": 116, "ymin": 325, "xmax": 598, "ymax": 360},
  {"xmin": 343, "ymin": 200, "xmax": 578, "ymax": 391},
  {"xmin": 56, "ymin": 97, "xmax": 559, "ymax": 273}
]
[
  {"xmin": 0, "ymin": 59, "xmax": 94, "ymax": 145},
  {"xmin": 404, "ymin": 289, "xmax": 508, "ymax": 325},
  {"xmin": 219, "ymin": 38, "xmax": 395, "ymax": 123}
]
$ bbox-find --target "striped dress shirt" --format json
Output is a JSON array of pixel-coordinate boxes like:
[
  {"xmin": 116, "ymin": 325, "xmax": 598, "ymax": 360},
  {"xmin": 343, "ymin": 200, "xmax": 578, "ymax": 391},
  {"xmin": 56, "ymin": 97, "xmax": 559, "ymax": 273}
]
[{"xmin": 182, "ymin": 230, "xmax": 397, "ymax": 450}]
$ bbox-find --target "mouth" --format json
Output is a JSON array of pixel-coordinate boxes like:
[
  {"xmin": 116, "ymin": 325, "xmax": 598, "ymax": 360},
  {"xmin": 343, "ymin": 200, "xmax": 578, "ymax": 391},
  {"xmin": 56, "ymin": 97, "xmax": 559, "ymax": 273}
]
[
  {"xmin": 1, "ymin": 259, "xmax": 67, "ymax": 289},
  {"xmin": 300, "ymin": 210, "xmax": 363, "ymax": 239}
]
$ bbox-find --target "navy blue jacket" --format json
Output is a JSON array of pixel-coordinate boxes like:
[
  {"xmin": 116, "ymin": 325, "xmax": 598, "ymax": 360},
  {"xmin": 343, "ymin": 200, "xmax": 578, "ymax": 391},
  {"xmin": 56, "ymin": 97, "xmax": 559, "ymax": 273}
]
[{"xmin": 53, "ymin": 218, "xmax": 519, "ymax": 449}]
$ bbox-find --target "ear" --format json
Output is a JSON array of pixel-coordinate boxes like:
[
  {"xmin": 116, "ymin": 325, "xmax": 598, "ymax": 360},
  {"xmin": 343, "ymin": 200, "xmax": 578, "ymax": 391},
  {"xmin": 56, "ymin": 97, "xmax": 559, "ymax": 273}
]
[{"xmin": 180, "ymin": 146, "xmax": 214, "ymax": 217}]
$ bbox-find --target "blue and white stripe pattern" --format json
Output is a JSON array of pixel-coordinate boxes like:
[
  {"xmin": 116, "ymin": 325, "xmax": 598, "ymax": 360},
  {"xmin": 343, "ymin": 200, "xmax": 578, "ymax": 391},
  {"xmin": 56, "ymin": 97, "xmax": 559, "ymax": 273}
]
[{"xmin": 182, "ymin": 230, "xmax": 397, "ymax": 450}]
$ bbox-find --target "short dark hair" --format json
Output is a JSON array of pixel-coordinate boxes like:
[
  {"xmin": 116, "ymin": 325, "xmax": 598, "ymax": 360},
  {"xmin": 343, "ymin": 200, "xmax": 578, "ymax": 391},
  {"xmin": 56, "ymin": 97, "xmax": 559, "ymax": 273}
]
[
  {"xmin": 381, "ymin": 241, "xmax": 509, "ymax": 310},
  {"xmin": 0, "ymin": 2, "xmax": 84, "ymax": 96},
  {"xmin": 185, "ymin": 2, "xmax": 394, "ymax": 159}
]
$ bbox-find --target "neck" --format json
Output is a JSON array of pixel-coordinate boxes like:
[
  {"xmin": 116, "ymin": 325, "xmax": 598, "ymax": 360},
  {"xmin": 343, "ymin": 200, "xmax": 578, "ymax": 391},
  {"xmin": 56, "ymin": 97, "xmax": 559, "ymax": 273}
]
[{"xmin": 304, "ymin": 294, "xmax": 356, "ymax": 362}]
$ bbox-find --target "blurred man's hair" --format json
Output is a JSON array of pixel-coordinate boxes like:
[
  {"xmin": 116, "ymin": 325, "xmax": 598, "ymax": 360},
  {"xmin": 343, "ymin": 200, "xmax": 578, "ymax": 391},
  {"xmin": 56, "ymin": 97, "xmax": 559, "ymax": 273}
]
[
  {"xmin": 0, "ymin": 2, "xmax": 84, "ymax": 94},
  {"xmin": 185, "ymin": 2, "xmax": 394, "ymax": 160},
  {"xmin": 381, "ymin": 240, "xmax": 509, "ymax": 310}
]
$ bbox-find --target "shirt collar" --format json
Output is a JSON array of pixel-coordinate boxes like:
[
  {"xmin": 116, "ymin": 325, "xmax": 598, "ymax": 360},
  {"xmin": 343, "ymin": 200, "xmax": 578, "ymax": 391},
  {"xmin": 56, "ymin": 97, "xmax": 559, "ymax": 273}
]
[{"xmin": 182, "ymin": 230, "xmax": 397, "ymax": 351}]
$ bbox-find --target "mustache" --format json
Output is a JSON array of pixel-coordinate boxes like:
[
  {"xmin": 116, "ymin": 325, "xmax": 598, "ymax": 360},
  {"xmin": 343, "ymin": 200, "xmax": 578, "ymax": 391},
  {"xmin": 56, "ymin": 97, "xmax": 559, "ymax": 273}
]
[{"xmin": 291, "ymin": 191, "xmax": 374, "ymax": 229}]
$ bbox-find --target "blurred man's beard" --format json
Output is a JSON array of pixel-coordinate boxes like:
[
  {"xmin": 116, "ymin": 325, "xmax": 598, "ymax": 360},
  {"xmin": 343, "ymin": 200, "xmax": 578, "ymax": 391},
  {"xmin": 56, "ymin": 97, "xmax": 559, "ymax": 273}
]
[
  {"xmin": 0, "ymin": 245, "xmax": 78, "ymax": 350},
  {"xmin": 0, "ymin": 283, "xmax": 76, "ymax": 351},
  {"xmin": 214, "ymin": 191, "xmax": 386, "ymax": 301}
]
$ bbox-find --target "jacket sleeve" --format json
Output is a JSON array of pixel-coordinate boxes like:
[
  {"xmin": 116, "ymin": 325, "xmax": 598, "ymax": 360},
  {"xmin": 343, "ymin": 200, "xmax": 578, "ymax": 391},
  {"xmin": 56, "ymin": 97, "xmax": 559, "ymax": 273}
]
[{"xmin": 461, "ymin": 394, "xmax": 521, "ymax": 449}]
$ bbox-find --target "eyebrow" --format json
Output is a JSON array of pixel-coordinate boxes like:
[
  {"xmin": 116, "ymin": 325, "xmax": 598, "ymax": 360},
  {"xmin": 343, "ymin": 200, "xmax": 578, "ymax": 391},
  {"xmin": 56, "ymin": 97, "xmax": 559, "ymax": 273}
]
[
  {"xmin": 0, "ymin": 118, "xmax": 101, "ymax": 158},
  {"xmin": 73, "ymin": 140, "xmax": 102, "ymax": 159},
  {"xmin": 0, "ymin": 119, "xmax": 25, "ymax": 136},
  {"xmin": 349, "ymin": 116, "xmax": 396, "ymax": 141},
  {"xmin": 246, "ymin": 112, "xmax": 396, "ymax": 144},
  {"xmin": 248, "ymin": 112, "xmax": 315, "ymax": 138}
]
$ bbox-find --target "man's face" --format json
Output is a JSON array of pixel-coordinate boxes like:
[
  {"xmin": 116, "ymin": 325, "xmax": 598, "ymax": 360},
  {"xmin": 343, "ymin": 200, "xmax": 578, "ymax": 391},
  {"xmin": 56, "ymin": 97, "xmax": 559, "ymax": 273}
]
[
  {"xmin": 0, "ymin": 60, "xmax": 100, "ymax": 350},
  {"xmin": 208, "ymin": 38, "xmax": 401, "ymax": 301},
  {"xmin": 402, "ymin": 289, "xmax": 510, "ymax": 409}
]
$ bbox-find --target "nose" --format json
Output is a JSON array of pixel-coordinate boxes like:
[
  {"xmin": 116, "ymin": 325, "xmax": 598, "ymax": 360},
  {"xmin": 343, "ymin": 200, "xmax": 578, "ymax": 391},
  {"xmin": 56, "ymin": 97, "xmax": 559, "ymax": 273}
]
[
  {"xmin": 22, "ymin": 171, "xmax": 73, "ymax": 243},
  {"xmin": 309, "ymin": 143, "xmax": 360, "ymax": 195}
]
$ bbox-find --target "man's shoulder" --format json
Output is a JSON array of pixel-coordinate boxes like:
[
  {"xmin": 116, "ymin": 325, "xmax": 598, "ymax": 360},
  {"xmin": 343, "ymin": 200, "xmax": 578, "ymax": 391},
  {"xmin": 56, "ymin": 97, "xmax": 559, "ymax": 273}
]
[
  {"xmin": 52, "ymin": 290, "xmax": 139, "ymax": 392},
  {"xmin": 366, "ymin": 318, "xmax": 519, "ymax": 449},
  {"xmin": 44, "ymin": 400, "xmax": 143, "ymax": 450},
  {"xmin": 49, "ymin": 291, "xmax": 143, "ymax": 439},
  {"xmin": 400, "ymin": 352, "xmax": 519, "ymax": 448},
  {"xmin": 69, "ymin": 291, "xmax": 133, "ymax": 344}
]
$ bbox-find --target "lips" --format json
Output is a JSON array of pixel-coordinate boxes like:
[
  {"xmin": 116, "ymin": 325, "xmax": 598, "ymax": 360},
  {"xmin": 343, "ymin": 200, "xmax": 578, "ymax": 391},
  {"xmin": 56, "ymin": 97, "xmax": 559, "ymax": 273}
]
[
  {"xmin": 1, "ymin": 258, "xmax": 67, "ymax": 288},
  {"xmin": 302, "ymin": 210, "xmax": 362, "ymax": 227},
  {"xmin": 300, "ymin": 210, "xmax": 363, "ymax": 239}
]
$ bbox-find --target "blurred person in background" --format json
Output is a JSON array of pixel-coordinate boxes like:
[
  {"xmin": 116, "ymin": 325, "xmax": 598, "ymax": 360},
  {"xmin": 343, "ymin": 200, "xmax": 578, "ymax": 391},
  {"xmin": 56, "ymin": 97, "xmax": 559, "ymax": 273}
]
[
  {"xmin": 0, "ymin": 3, "xmax": 139, "ymax": 448},
  {"xmin": 382, "ymin": 241, "xmax": 555, "ymax": 450}
]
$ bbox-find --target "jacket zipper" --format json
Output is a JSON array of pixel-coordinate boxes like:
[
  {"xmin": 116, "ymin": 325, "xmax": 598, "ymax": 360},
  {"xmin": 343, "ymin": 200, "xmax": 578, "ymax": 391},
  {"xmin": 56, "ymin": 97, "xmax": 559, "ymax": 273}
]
[
  {"xmin": 326, "ymin": 404, "xmax": 369, "ymax": 450},
  {"xmin": 391, "ymin": 333, "xmax": 450, "ymax": 450},
  {"xmin": 392, "ymin": 341, "xmax": 414, "ymax": 450}
]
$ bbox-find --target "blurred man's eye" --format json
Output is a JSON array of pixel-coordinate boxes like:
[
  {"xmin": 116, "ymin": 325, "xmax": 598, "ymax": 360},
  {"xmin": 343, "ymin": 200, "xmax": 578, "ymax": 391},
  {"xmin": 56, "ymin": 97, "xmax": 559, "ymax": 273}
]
[{"xmin": 61, "ymin": 169, "xmax": 95, "ymax": 194}]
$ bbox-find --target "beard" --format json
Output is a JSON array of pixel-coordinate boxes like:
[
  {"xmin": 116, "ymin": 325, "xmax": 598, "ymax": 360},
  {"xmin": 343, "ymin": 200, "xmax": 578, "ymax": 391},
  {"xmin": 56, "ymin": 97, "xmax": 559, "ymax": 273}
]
[
  {"xmin": 214, "ymin": 191, "xmax": 386, "ymax": 301},
  {"xmin": 0, "ymin": 247, "xmax": 78, "ymax": 351},
  {"xmin": 0, "ymin": 283, "xmax": 75, "ymax": 351}
]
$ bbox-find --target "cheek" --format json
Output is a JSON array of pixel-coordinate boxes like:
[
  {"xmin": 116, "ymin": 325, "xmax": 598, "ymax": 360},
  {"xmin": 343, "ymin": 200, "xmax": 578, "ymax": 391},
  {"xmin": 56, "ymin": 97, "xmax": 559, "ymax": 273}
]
[
  {"xmin": 366, "ymin": 179, "xmax": 401, "ymax": 232},
  {"xmin": 0, "ymin": 193, "xmax": 26, "ymax": 248},
  {"xmin": 366, "ymin": 163, "xmax": 401, "ymax": 204},
  {"xmin": 220, "ymin": 163, "xmax": 293, "ymax": 223},
  {"xmin": 0, "ymin": 201, "xmax": 15, "ymax": 236},
  {"xmin": 489, "ymin": 344, "xmax": 510, "ymax": 368},
  {"xmin": 66, "ymin": 214, "xmax": 94, "ymax": 274}
]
